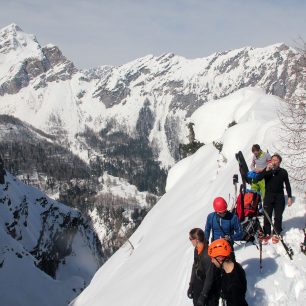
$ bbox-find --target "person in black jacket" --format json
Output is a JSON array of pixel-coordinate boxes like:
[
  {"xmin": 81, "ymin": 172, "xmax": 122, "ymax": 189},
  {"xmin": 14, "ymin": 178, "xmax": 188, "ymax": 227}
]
[
  {"xmin": 256, "ymin": 153, "xmax": 293, "ymax": 244},
  {"xmin": 208, "ymin": 238, "xmax": 248, "ymax": 306},
  {"xmin": 187, "ymin": 228, "xmax": 220, "ymax": 306}
]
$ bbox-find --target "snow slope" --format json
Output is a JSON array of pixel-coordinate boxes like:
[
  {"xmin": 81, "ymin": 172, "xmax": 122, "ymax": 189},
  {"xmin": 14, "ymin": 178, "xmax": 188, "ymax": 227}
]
[{"xmin": 71, "ymin": 88, "xmax": 306, "ymax": 306}]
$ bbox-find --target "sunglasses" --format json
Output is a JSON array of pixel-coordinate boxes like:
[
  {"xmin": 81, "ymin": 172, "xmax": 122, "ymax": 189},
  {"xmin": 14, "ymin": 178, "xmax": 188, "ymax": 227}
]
[{"xmin": 189, "ymin": 237, "xmax": 195, "ymax": 241}]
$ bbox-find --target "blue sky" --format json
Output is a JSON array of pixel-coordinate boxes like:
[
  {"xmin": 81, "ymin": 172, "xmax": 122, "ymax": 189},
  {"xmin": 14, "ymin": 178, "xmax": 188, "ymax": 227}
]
[{"xmin": 0, "ymin": 0, "xmax": 305, "ymax": 68}]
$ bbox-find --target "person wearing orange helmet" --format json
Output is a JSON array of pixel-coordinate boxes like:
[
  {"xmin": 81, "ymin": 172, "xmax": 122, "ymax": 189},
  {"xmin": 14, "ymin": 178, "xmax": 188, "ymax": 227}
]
[
  {"xmin": 205, "ymin": 197, "xmax": 243, "ymax": 259},
  {"xmin": 208, "ymin": 239, "xmax": 248, "ymax": 306}
]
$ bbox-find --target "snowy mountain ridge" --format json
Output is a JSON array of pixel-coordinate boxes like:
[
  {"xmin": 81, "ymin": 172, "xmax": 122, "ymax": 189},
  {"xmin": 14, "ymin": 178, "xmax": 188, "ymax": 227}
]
[
  {"xmin": 71, "ymin": 88, "xmax": 306, "ymax": 306},
  {"xmin": 0, "ymin": 24, "xmax": 303, "ymax": 166}
]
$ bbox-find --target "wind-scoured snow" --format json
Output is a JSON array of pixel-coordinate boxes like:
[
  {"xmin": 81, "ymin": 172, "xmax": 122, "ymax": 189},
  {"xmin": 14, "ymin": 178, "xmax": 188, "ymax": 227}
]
[{"xmin": 71, "ymin": 88, "xmax": 306, "ymax": 306}]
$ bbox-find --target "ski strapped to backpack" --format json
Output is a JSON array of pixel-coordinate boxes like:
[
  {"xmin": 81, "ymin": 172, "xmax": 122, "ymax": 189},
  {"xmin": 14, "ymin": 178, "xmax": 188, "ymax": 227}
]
[
  {"xmin": 231, "ymin": 174, "xmax": 239, "ymax": 211},
  {"xmin": 235, "ymin": 151, "xmax": 251, "ymax": 185},
  {"xmin": 261, "ymin": 206, "xmax": 294, "ymax": 260}
]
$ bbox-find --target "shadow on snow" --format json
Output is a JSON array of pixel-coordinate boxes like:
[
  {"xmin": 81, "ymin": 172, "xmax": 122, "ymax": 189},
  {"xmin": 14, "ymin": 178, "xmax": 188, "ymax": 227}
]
[{"xmin": 242, "ymin": 257, "xmax": 278, "ymax": 306}]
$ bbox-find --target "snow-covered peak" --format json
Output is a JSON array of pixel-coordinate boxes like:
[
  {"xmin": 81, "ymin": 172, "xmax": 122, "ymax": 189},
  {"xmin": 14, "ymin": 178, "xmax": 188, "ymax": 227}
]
[
  {"xmin": 0, "ymin": 23, "xmax": 23, "ymax": 35},
  {"xmin": 0, "ymin": 24, "xmax": 77, "ymax": 96},
  {"xmin": 0, "ymin": 24, "xmax": 43, "ymax": 81},
  {"xmin": 0, "ymin": 23, "xmax": 39, "ymax": 51}
]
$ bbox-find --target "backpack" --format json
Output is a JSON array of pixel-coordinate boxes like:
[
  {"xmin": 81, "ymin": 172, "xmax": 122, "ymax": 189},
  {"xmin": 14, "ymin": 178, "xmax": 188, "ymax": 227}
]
[
  {"xmin": 235, "ymin": 188, "xmax": 261, "ymax": 221},
  {"xmin": 233, "ymin": 186, "xmax": 262, "ymax": 242}
]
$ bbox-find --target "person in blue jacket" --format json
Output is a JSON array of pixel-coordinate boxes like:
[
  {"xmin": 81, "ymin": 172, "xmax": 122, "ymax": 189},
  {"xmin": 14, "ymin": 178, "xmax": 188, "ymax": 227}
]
[{"xmin": 205, "ymin": 197, "xmax": 243, "ymax": 260}]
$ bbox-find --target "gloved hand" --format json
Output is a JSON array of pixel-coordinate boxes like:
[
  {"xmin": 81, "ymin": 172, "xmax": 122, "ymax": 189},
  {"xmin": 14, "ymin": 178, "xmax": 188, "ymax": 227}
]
[
  {"xmin": 196, "ymin": 293, "xmax": 208, "ymax": 306},
  {"xmin": 187, "ymin": 285, "xmax": 193, "ymax": 299},
  {"xmin": 224, "ymin": 235, "xmax": 230, "ymax": 241}
]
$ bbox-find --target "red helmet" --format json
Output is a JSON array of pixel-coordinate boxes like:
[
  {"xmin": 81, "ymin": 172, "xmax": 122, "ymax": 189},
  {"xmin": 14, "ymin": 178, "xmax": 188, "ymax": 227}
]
[
  {"xmin": 208, "ymin": 239, "xmax": 231, "ymax": 257},
  {"xmin": 213, "ymin": 197, "xmax": 227, "ymax": 213}
]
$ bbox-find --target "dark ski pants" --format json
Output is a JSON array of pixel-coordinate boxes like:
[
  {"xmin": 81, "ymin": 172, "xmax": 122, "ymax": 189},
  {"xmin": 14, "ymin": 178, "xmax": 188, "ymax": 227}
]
[
  {"xmin": 193, "ymin": 294, "xmax": 219, "ymax": 306},
  {"xmin": 263, "ymin": 193, "xmax": 286, "ymax": 235},
  {"xmin": 192, "ymin": 279, "xmax": 220, "ymax": 306}
]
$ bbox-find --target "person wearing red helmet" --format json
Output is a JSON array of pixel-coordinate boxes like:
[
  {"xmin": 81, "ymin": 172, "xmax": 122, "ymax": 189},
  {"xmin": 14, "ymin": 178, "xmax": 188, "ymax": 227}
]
[
  {"xmin": 208, "ymin": 239, "xmax": 248, "ymax": 306},
  {"xmin": 213, "ymin": 197, "xmax": 227, "ymax": 213},
  {"xmin": 205, "ymin": 197, "xmax": 243, "ymax": 259}
]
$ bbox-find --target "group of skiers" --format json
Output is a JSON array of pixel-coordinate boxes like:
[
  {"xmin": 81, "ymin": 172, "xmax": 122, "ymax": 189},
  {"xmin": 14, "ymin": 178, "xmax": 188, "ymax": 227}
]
[{"xmin": 187, "ymin": 144, "xmax": 293, "ymax": 306}]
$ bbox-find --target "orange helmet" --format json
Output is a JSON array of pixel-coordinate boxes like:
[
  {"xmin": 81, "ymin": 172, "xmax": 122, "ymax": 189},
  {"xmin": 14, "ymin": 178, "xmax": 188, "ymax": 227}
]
[{"xmin": 208, "ymin": 239, "xmax": 231, "ymax": 257}]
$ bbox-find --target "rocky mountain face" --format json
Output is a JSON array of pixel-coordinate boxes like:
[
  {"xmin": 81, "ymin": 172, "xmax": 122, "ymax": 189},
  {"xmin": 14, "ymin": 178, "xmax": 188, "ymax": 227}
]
[
  {"xmin": 0, "ymin": 172, "xmax": 103, "ymax": 305},
  {"xmin": 0, "ymin": 24, "xmax": 76, "ymax": 96}
]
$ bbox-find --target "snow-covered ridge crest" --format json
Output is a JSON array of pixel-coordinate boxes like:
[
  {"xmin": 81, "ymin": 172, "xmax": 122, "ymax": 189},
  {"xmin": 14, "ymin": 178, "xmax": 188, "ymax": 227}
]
[{"xmin": 71, "ymin": 89, "xmax": 306, "ymax": 306}]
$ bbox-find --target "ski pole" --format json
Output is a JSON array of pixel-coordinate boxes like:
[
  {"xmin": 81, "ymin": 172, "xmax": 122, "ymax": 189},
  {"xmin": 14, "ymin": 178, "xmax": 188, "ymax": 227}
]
[
  {"xmin": 256, "ymin": 218, "xmax": 264, "ymax": 271},
  {"xmin": 259, "ymin": 239, "xmax": 263, "ymax": 271},
  {"xmin": 262, "ymin": 206, "xmax": 294, "ymax": 260}
]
